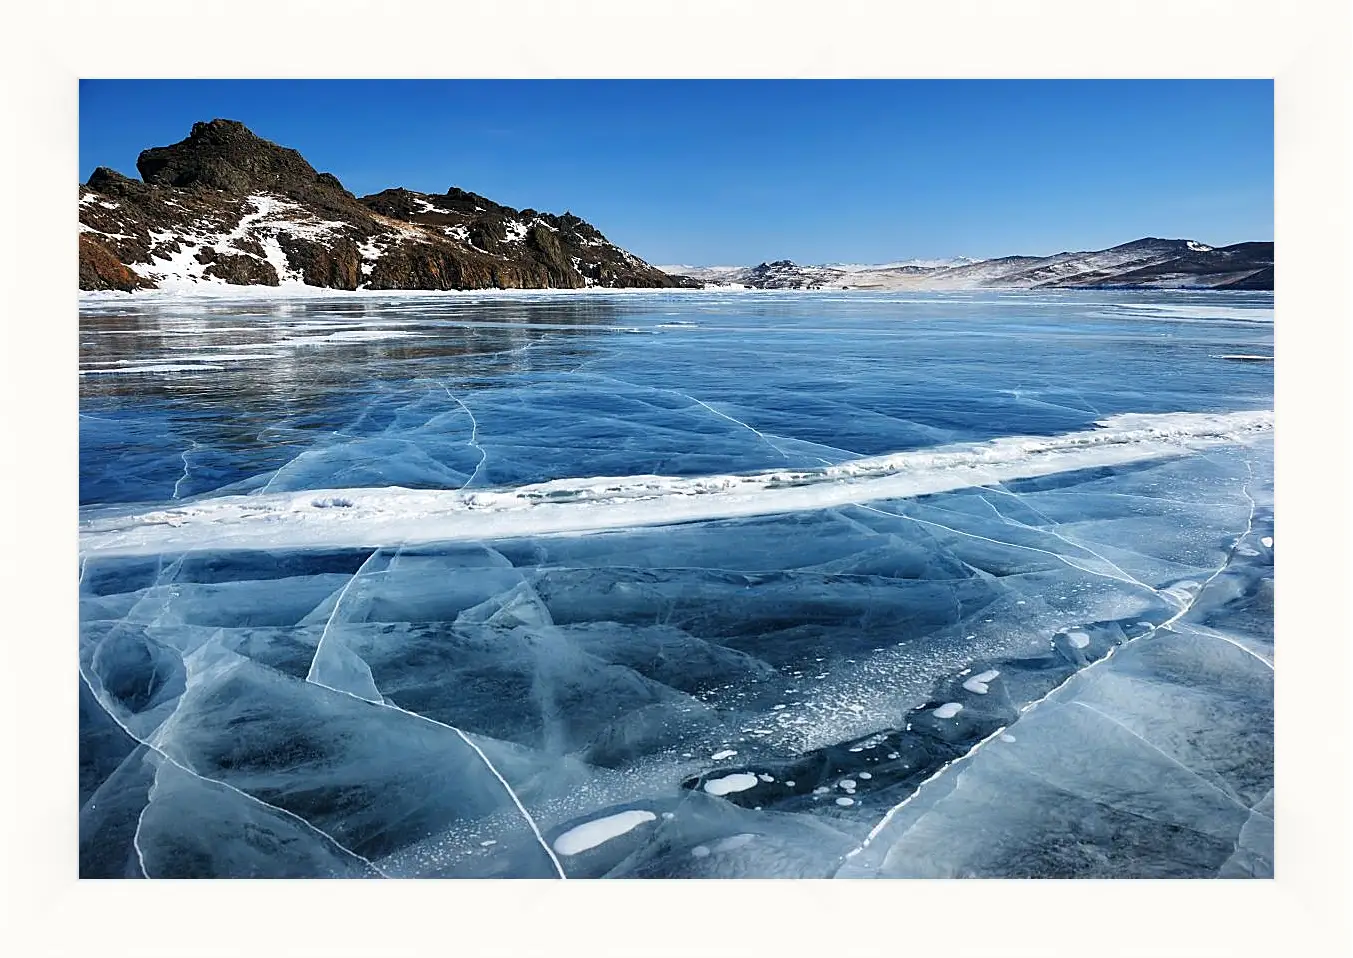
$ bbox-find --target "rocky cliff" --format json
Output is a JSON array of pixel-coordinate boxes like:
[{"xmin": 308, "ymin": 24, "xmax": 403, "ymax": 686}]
[{"xmin": 79, "ymin": 119, "xmax": 699, "ymax": 293}]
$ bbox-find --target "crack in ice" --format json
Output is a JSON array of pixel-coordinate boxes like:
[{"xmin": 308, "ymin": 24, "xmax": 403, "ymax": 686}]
[
  {"xmin": 430, "ymin": 381, "xmax": 488, "ymax": 489},
  {"xmin": 841, "ymin": 459, "xmax": 1262, "ymax": 867},
  {"xmin": 305, "ymin": 548, "xmax": 383, "ymax": 686},
  {"xmin": 854, "ymin": 503, "xmax": 1159, "ymax": 596},
  {"xmin": 683, "ymin": 394, "xmax": 798, "ymax": 463},
  {"xmin": 307, "ymin": 679, "xmax": 567, "ymax": 879},
  {"xmin": 79, "ymin": 669, "xmax": 387, "ymax": 877},
  {"xmin": 132, "ymin": 796, "xmax": 152, "ymax": 878},
  {"xmin": 976, "ymin": 491, "xmax": 1175, "ymax": 605},
  {"xmin": 567, "ymin": 369, "xmax": 827, "ymax": 465},
  {"xmin": 1171, "ymin": 623, "xmax": 1273, "ymax": 670},
  {"xmin": 171, "ymin": 440, "xmax": 200, "ymax": 500},
  {"xmin": 1072, "ymin": 700, "xmax": 1254, "ymax": 811}
]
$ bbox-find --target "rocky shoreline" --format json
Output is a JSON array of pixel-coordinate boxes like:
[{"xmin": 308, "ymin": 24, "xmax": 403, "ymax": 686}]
[{"xmin": 79, "ymin": 119, "xmax": 700, "ymax": 294}]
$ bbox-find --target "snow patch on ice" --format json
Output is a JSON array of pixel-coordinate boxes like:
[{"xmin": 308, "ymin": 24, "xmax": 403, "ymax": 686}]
[
  {"xmin": 78, "ymin": 409, "xmax": 1273, "ymax": 557},
  {"xmin": 551, "ymin": 809, "xmax": 657, "ymax": 856},
  {"xmin": 712, "ymin": 833, "xmax": 756, "ymax": 852},
  {"xmin": 703, "ymin": 773, "xmax": 760, "ymax": 796},
  {"xmin": 962, "ymin": 670, "xmax": 1000, "ymax": 694},
  {"xmin": 1114, "ymin": 303, "xmax": 1273, "ymax": 323}
]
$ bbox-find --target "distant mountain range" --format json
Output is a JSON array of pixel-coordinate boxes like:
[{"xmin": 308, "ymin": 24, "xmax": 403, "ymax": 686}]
[
  {"xmin": 79, "ymin": 119, "xmax": 698, "ymax": 293},
  {"xmin": 78, "ymin": 119, "xmax": 1272, "ymax": 294},
  {"xmin": 660, "ymin": 239, "xmax": 1273, "ymax": 291}
]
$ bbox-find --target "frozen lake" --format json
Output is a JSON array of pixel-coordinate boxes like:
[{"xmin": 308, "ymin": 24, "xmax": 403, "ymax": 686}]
[{"xmin": 78, "ymin": 289, "xmax": 1274, "ymax": 878}]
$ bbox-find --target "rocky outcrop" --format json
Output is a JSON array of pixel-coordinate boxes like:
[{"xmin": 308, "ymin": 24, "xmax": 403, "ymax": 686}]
[
  {"xmin": 79, "ymin": 235, "xmax": 154, "ymax": 292},
  {"xmin": 195, "ymin": 248, "xmax": 279, "ymax": 286},
  {"xmin": 79, "ymin": 119, "xmax": 699, "ymax": 293},
  {"xmin": 742, "ymin": 260, "xmax": 833, "ymax": 289},
  {"xmin": 364, "ymin": 243, "xmax": 500, "ymax": 291},
  {"xmin": 275, "ymin": 236, "xmax": 362, "ymax": 290},
  {"xmin": 358, "ymin": 187, "xmax": 680, "ymax": 289},
  {"xmin": 137, "ymin": 119, "xmax": 355, "ymax": 210},
  {"xmin": 1217, "ymin": 265, "xmax": 1275, "ymax": 290},
  {"xmin": 527, "ymin": 223, "xmax": 586, "ymax": 288}
]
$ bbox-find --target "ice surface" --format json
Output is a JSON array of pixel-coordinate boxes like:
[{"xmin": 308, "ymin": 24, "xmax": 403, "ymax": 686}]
[{"xmin": 79, "ymin": 290, "xmax": 1273, "ymax": 878}]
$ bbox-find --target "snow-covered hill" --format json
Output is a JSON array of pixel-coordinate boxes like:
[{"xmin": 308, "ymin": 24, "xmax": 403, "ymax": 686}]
[{"xmin": 657, "ymin": 239, "xmax": 1272, "ymax": 291}]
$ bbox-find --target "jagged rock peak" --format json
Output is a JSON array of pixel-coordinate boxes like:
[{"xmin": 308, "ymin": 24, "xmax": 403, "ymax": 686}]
[
  {"xmin": 135, "ymin": 118, "xmax": 354, "ymax": 201},
  {"xmin": 85, "ymin": 166, "xmax": 147, "ymax": 196}
]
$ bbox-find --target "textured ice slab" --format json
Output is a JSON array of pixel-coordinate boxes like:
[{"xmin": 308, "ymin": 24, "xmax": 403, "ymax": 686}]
[
  {"xmin": 837, "ymin": 615, "xmax": 1274, "ymax": 878},
  {"xmin": 79, "ymin": 290, "xmax": 1273, "ymax": 878},
  {"xmin": 79, "ymin": 409, "xmax": 1271, "ymax": 556}
]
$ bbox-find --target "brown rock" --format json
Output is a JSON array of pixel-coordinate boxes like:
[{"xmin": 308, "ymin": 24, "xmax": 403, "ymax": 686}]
[
  {"xmin": 527, "ymin": 224, "xmax": 585, "ymax": 288},
  {"xmin": 79, "ymin": 235, "xmax": 155, "ymax": 291},
  {"xmin": 194, "ymin": 248, "xmax": 279, "ymax": 286},
  {"xmin": 277, "ymin": 235, "xmax": 363, "ymax": 290}
]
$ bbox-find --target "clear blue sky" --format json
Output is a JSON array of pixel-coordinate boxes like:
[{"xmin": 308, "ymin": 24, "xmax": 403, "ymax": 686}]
[{"xmin": 79, "ymin": 80, "xmax": 1272, "ymax": 265}]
